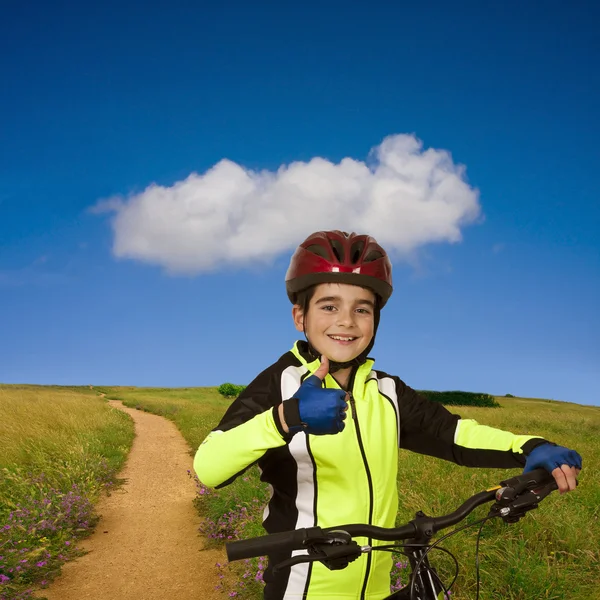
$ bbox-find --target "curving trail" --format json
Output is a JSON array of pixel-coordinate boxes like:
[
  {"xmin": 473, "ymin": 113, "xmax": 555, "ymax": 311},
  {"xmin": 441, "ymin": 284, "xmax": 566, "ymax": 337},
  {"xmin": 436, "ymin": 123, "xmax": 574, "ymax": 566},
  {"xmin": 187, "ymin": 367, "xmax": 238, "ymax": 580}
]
[{"xmin": 38, "ymin": 400, "xmax": 224, "ymax": 600}]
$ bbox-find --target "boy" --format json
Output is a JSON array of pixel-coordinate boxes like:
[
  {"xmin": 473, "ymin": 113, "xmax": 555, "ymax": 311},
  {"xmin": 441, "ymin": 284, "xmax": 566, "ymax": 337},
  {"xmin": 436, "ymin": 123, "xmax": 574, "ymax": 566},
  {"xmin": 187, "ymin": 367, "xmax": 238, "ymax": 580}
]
[{"xmin": 194, "ymin": 230, "xmax": 582, "ymax": 600}]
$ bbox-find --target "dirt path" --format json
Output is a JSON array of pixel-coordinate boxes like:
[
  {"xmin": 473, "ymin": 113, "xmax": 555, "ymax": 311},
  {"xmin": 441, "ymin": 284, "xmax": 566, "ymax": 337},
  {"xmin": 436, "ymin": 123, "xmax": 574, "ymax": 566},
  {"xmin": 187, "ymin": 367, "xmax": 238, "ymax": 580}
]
[{"xmin": 38, "ymin": 400, "xmax": 224, "ymax": 600}]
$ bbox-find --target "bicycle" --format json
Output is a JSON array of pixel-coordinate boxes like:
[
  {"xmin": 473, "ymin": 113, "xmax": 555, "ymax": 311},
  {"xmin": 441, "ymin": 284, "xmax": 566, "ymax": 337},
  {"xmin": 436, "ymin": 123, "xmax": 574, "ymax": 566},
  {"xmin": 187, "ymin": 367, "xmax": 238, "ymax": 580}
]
[{"xmin": 226, "ymin": 468, "xmax": 562, "ymax": 599}]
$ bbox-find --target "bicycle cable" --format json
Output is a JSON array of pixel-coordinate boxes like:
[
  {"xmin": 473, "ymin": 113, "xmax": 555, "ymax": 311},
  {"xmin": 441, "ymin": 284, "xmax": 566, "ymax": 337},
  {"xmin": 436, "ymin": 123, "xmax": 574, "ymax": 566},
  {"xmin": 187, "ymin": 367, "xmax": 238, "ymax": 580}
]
[
  {"xmin": 373, "ymin": 544, "xmax": 460, "ymax": 594},
  {"xmin": 409, "ymin": 515, "xmax": 494, "ymax": 600},
  {"xmin": 474, "ymin": 518, "xmax": 486, "ymax": 600},
  {"xmin": 408, "ymin": 545, "xmax": 453, "ymax": 600}
]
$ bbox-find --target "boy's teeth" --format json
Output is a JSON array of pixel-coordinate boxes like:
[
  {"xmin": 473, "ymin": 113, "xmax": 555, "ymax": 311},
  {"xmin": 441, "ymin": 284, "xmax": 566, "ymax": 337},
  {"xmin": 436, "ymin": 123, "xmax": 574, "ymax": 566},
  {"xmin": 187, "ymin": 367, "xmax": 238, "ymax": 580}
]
[{"xmin": 330, "ymin": 336, "xmax": 355, "ymax": 341}]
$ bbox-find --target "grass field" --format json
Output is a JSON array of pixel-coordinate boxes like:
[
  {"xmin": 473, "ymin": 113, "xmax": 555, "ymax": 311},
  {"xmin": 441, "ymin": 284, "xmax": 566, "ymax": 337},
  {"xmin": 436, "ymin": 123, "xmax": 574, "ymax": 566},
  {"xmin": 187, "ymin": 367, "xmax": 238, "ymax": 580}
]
[
  {"xmin": 96, "ymin": 385, "xmax": 600, "ymax": 600},
  {"xmin": 0, "ymin": 385, "xmax": 135, "ymax": 600},
  {"xmin": 2, "ymin": 384, "xmax": 598, "ymax": 599}
]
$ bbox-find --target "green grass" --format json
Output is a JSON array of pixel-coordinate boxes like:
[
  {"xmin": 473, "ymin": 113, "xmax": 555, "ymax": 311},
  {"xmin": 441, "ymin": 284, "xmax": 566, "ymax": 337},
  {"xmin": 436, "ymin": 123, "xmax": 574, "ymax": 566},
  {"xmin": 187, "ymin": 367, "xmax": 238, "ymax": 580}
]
[
  {"xmin": 5, "ymin": 383, "xmax": 598, "ymax": 599},
  {"xmin": 390, "ymin": 396, "xmax": 600, "ymax": 599},
  {"xmin": 101, "ymin": 386, "xmax": 600, "ymax": 600},
  {"xmin": 0, "ymin": 385, "xmax": 135, "ymax": 599}
]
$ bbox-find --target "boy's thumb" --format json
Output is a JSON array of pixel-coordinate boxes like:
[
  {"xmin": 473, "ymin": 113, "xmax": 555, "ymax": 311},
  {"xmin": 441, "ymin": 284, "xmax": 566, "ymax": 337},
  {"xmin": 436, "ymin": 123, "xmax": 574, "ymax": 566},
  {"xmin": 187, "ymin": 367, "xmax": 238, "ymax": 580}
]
[{"xmin": 313, "ymin": 355, "xmax": 329, "ymax": 380}]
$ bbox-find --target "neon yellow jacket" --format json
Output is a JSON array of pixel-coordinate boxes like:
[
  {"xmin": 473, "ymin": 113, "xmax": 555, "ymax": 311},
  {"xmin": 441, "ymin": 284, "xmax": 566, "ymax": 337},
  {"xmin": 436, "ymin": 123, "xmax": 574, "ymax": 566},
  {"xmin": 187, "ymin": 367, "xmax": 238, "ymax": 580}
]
[{"xmin": 194, "ymin": 342, "xmax": 547, "ymax": 600}]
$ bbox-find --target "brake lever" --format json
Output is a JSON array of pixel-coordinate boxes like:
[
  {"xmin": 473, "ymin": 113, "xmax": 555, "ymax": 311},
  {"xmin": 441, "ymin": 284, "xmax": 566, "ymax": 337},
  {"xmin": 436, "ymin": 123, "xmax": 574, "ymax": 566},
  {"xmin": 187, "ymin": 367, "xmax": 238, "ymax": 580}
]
[
  {"xmin": 272, "ymin": 531, "xmax": 363, "ymax": 573},
  {"xmin": 272, "ymin": 554, "xmax": 317, "ymax": 573},
  {"xmin": 489, "ymin": 480, "xmax": 559, "ymax": 523}
]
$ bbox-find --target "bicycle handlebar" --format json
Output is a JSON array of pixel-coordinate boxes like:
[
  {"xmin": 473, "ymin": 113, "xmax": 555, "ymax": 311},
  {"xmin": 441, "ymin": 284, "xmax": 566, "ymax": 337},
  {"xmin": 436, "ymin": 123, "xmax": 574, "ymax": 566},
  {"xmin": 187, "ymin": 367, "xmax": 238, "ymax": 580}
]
[
  {"xmin": 226, "ymin": 468, "xmax": 557, "ymax": 562},
  {"xmin": 226, "ymin": 528, "xmax": 324, "ymax": 562}
]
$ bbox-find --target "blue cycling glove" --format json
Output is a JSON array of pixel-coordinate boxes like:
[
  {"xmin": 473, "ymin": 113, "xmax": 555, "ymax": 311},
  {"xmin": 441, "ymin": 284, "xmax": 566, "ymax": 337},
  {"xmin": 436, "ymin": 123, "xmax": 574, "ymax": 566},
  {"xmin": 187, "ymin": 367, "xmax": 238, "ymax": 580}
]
[
  {"xmin": 524, "ymin": 443, "xmax": 582, "ymax": 473},
  {"xmin": 282, "ymin": 375, "xmax": 348, "ymax": 435}
]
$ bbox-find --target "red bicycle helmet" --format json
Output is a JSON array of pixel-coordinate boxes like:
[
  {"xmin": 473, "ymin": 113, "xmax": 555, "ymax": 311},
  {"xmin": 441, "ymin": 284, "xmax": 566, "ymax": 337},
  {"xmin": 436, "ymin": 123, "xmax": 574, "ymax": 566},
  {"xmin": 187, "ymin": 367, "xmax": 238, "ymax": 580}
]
[{"xmin": 285, "ymin": 230, "xmax": 393, "ymax": 307}]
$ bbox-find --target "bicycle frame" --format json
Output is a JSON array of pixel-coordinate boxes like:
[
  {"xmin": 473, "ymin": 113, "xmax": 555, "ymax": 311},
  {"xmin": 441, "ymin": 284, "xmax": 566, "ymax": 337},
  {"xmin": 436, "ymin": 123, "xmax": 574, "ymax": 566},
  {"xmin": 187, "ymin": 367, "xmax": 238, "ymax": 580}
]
[{"xmin": 385, "ymin": 539, "xmax": 446, "ymax": 600}]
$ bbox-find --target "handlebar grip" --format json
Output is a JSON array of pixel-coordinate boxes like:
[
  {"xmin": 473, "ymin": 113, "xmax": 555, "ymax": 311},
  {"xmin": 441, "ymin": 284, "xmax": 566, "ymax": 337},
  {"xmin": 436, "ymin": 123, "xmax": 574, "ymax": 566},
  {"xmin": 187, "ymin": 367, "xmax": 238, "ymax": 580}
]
[
  {"xmin": 500, "ymin": 468, "xmax": 554, "ymax": 491},
  {"xmin": 226, "ymin": 528, "xmax": 317, "ymax": 562}
]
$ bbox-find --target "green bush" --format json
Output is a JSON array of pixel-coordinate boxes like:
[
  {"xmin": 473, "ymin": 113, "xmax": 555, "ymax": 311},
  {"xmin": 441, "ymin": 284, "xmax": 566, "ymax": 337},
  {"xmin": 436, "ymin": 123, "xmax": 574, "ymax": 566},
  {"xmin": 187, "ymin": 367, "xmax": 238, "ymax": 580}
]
[
  {"xmin": 505, "ymin": 393, "xmax": 515, "ymax": 397},
  {"xmin": 218, "ymin": 383, "xmax": 247, "ymax": 398},
  {"xmin": 418, "ymin": 390, "xmax": 500, "ymax": 408}
]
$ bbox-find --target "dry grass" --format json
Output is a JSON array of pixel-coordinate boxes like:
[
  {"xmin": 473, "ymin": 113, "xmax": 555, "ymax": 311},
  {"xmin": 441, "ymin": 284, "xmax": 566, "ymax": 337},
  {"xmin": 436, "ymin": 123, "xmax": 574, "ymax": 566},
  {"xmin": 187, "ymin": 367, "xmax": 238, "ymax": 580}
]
[{"xmin": 1, "ymin": 386, "xmax": 131, "ymax": 468}]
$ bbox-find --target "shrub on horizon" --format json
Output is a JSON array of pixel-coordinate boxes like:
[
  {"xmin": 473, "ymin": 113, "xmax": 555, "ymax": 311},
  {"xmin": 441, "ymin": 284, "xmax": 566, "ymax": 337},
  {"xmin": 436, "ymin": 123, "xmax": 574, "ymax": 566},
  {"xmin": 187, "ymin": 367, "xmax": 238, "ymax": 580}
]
[
  {"xmin": 418, "ymin": 390, "xmax": 500, "ymax": 408},
  {"xmin": 218, "ymin": 383, "xmax": 247, "ymax": 398}
]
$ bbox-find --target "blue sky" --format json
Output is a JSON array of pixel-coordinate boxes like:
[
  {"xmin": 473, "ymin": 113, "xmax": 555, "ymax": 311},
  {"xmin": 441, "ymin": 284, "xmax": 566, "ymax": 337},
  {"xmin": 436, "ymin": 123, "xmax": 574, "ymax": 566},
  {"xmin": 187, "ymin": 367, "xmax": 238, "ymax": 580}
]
[{"xmin": 1, "ymin": 1, "xmax": 598, "ymax": 405}]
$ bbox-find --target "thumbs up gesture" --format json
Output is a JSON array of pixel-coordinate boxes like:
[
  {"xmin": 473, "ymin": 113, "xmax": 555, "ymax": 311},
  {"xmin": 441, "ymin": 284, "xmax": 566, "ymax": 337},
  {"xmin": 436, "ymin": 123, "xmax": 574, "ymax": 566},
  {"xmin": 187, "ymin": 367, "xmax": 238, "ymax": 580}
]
[{"xmin": 282, "ymin": 356, "xmax": 348, "ymax": 436}]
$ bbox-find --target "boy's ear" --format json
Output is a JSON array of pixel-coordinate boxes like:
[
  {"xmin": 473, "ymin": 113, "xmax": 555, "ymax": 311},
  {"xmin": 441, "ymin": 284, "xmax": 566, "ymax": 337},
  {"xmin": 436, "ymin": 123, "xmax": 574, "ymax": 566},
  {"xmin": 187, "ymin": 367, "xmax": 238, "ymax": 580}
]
[{"xmin": 292, "ymin": 304, "xmax": 305, "ymax": 332}]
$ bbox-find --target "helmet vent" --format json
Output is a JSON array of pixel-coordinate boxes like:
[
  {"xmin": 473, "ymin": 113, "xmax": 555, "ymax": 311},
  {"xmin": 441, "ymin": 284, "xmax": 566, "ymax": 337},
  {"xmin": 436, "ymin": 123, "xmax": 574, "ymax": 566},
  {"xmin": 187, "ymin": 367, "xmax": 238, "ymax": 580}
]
[
  {"xmin": 306, "ymin": 244, "xmax": 330, "ymax": 260},
  {"xmin": 364, "ymin": 250, "xmax": 383, "ymax": 262},
  {"xmin": 330, "ymin": 239, "xmax": 345, "ymax": 263},
  {"xmin": 350, "ymin": 241, "xmax": 365, "ymax": 264}
]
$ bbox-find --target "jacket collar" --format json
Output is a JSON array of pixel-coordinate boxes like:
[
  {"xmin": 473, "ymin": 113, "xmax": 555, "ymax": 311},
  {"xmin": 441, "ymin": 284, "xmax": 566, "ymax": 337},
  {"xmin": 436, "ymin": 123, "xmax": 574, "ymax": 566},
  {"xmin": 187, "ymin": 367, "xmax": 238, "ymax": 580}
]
[{"xmin": 290, "ymin": 340, "xmax": 375, "ymax": 392}]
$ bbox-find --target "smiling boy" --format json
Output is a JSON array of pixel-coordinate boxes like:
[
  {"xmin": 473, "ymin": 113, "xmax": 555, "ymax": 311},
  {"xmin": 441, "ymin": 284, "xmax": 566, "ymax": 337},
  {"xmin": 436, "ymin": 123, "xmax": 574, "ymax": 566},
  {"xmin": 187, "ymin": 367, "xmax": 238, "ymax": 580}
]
[
  {"xmin": 290, "ymin": 283, "xmax": 376, "ymax": 388},
  {"xmin": 194, "ymin": 230, "xmax": 581, "ymax": 600}
]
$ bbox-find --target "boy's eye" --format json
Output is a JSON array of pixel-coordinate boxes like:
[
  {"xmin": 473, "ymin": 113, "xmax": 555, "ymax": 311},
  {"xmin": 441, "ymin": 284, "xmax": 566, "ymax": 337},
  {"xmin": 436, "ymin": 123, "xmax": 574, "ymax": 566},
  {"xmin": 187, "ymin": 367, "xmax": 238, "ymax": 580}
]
[{"xmin": 320, "ymin": 305, "xmax": 371, "ymax": 314}]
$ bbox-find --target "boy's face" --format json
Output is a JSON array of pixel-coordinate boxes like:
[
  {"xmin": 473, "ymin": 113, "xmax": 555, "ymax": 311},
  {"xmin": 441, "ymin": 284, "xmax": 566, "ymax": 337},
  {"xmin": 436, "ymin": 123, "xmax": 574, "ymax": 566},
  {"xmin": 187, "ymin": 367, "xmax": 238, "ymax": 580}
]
[{"xmin": 292, "ymin": 283, "xmax": 376, "ymax": 364}]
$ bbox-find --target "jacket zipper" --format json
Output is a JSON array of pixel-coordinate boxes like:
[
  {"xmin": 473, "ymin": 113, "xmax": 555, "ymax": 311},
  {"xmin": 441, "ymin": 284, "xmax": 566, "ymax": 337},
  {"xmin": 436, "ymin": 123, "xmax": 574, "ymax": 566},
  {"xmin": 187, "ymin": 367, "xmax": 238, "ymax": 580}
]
[{"xmin": 347, "ymin": 375, "xmax": 375, "ymax": 600}]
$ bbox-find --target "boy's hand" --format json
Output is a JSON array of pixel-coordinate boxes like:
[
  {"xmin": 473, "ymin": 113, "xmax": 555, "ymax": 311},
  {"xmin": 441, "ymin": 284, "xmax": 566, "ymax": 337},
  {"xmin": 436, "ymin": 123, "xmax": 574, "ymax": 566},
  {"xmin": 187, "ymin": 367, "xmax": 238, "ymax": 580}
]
[
  {"xmin": 280, "ymin": 355, "xmax": 348, "ymax": 436},
  {"xmin": 524, "ymin": 443, "xmax": 582, "ymax": 494}
]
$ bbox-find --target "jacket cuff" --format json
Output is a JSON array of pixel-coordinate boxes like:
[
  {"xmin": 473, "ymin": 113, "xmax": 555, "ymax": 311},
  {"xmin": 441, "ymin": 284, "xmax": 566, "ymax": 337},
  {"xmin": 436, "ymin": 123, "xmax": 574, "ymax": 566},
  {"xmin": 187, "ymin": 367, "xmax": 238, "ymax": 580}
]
[
  {"xmin": 522, "ymin": 438, "xmax": 555, "ymax": 455},
  {"xmin": 272, "ymin": 404, "xmax": 295, "ymax": 442}
]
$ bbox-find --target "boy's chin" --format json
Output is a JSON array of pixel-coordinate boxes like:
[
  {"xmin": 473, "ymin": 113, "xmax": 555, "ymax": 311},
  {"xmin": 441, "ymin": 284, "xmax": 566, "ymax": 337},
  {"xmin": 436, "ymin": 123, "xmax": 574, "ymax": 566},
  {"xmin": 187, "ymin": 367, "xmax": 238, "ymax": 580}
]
[
  {"xmin": 308, "ymin": 337, "xmax": 372, "ymax": 364},
  {"xmin": 316, "ymin": 346, "xmax": 366, "ymax": 364}
]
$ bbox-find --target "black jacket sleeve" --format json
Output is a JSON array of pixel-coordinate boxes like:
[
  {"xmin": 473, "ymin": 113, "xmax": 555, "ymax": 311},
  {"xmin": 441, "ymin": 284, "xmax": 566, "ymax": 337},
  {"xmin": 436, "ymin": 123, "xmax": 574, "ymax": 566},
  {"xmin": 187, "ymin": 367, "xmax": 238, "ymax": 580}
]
[{"xmin": 395, "ymin": 377, "xmax": 550, "ymax": 469}]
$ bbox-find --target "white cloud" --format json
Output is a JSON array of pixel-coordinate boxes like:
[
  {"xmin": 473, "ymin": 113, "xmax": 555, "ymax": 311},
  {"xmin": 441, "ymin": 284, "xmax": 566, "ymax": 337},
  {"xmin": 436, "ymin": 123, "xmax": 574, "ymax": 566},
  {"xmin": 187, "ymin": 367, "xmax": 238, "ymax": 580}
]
[{"xmin": 95, "ymin": 134, "xmax": 481, "ymax": 274}]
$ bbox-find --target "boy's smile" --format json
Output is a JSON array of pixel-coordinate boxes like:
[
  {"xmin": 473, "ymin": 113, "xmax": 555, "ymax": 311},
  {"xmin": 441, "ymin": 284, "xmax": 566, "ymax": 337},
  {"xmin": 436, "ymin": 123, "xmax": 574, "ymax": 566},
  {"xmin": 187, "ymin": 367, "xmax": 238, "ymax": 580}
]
[
  {"xmin": 328, "ymin": 334, "xmax": 358, "ymax": 344},
  {"xmin": 292, "ymin": 283, "xmax": 376, "ymax": 364}
]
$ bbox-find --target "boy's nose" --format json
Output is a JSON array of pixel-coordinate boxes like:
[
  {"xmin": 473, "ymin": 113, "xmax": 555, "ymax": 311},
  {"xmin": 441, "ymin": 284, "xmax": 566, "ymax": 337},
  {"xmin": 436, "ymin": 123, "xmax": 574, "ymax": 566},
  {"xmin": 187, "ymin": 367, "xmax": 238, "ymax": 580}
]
[{"xmin": 336, "ymin": 310, "xmax": 356, "ymax": 326}]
